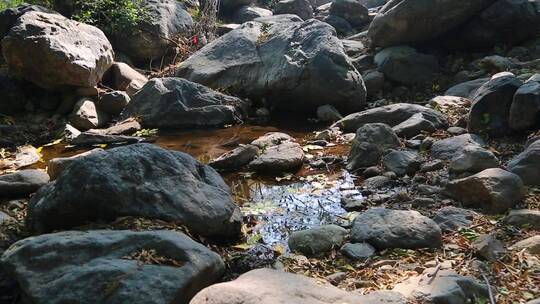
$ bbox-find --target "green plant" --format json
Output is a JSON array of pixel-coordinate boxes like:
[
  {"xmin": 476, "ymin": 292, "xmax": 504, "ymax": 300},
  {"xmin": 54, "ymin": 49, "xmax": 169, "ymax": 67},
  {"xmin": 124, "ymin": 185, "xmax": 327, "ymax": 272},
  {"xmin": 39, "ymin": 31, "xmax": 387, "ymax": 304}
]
[
  {"xmin": 71, "ymin": 0, "xmax": 150, "ymax": 34},
  {"xmin": 0, "ymin": 0, "xmax": 51, "ymax": 10}
]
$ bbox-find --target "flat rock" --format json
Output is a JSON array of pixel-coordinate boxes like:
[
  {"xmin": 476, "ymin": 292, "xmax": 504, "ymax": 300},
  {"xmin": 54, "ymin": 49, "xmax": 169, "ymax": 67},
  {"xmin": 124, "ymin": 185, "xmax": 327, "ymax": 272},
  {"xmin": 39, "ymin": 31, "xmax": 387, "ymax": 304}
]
[
  {"xmin": 430, "ymin": 134, "xmax": 486, "ymax": 160},
  {"xmin": 340, "ymin": 242, "xmax": 376, "ymax": 260},
  {"xmin": 509, "ymin": 235, "xmax": 540, "ymax": 254},
  {"xmin": 209, "ymin": 144, "xmax": 259, "ymax": 171},
  {"xmin": 503, "ymin": 209, "xmax": 540, "ymax": 229},
  {"xmin": 0, "ymin": 169, "xmax": 49, "ymax": 198},
  {"xmin": 288, "ymin": 225, "xmax": 348, "ymax": 255},
  {"xmin": 249, "ymin": 141, "xmax": 304, "ymax": 173},
  {"xmin": 433, "ymin": 206, "xmax": 476, "ymax": 233}
]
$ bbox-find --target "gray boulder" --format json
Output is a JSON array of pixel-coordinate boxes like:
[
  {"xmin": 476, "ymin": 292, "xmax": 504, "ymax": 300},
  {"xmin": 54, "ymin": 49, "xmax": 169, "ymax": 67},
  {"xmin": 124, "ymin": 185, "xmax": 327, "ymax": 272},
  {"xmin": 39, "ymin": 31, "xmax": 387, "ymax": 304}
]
[
  {"xmin": 2, "ymin": 11, "xmax": 114, "ymax": 89},
  {"xmin": 177, "ymin": 15, "xmax": 366, "ymax": 114},
  {"xmin": 468, "ymin": 72, "xmax": 523, "ymax": 136},
  {"xmin": 430, "ymin": 134, "xmax": 486, "ymax": 160},
  {"xmin": 503, "ymin": 209, "xmax": 540, "ymax": 229},
  {"xmin": 351, "ymin": 208, "xmax": 442, "ymax": 249},
  {"xmin": 329, "ymin": 0, "xmax": 369, "ymax": 27},
  {"xmin": 508, "ymin": 140, "xmax": 540, "ymax": 186},
  {"xmin": 368, "ymin": 0, "xmax": 494, "ymax": 47},
  {"xmin": 382, "ymin": 149, "xmax": 422, "ymax": 176},
  {"xmin": 1, "ymin": 230, "xmax": 224, "ymax": 304},
  {"xmin": 433, "ymin": 206, "xmax": 476, "ymax": 233},
  {"xmin": 333, "ymin": 103, "xmax": 447, "ymax": 133},
  {"xmin": 374, "ymin": 46, "xmax": 439, "ymax": 86},
  {"xmin": 232, "ymin": 6, "xmax": 272, "ymax": 23},
  {"xmin": 445, "ymin": 168, "xmax": 524, "ymax": 214},
  {"xmin": 347, "ymin": 123, "xmax": 400, "ymax": 171},
  {"xmin": 249, "ymin": 141, "xmax": 304, "ymax": 173},
  {"xmin": 121, "ymin": 78, "xmax": 246, "ymax": 129},
  {"xmin": 209, "ymin": 145, "xmax": 259, "ymax": 171},
  {"xmin": 449, "ymin": 145, "xmax": 499, "ymax": 175},
  {"xmin": 288, "ymin": 225, "xmax": 348, "ymax": 255},
  {"xmin": 445, "ymin": 78, "xmax": 489, "ymax": 99},
  {"xmin": 274, "ymin": 0, "xmax": 314, "ymax": 20},
  {"xmin": 27, "ymin": 144, "xmax": 242, "ymax": 237},
  {"xmin": 0, "ymin": 170, "xmax": 49, "ymax": 197},
  {"xmin": 509, "ymin": 81, "xmax": 540, "ymax": 131}
]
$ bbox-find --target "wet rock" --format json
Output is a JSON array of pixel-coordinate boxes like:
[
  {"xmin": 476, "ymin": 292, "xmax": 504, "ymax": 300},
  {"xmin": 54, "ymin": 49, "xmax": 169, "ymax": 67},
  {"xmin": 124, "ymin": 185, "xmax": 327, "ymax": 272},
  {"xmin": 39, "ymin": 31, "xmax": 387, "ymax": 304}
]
[
  {"xmin": 374, "ymin": 46, "xmax": 439, "ymax": 86},
  {"xmin": 509, "ymin": 81, "xmax": 540, "ymax": 131},
  {"xmin": 102, "ymin": 62, "xmax": 148, "ymax": 93},
  {"xmin": 392, "ymin": 113, "xmax": 437, "ymax": 138},
  {"xmin": 329, "ymin": 0, "xmax": 369, "ymax": 27},
  {"xmin": 1, "ymin": 230, "xmax": 224, "ymax": 304},
  {"xmin": 2, "ymin": 11, "xmax": 113, "ymax": 89},
  {"xmin": 122, "ymin": 78, "xmax": 245, "ymax": 129},
  {"xmin": 232, "ymin": 6, "xmax": 272, "ymax": 23},
  {"xmin": 445, "ymin": 168, "xmax": 524, "ymax": 214},
  {"xmin": 472, "ymin": 234, "xmax": 506, "ymax": 261},
  {"xmin": 209, "ymin": 144, "xmax": 259, "ymax": 171},
  {"xmin": 27, "ymin": 144, "xmax": 242, "ymax": 237},
  {"xmin": 351, "ymin": 208, "xmax": 442, "ymax": 249},
  {"xmin": 507, "ymin": 140, "xmax": 540, "ymax": 186},
  {"xmin": 347, "ymin": 123, "xmax": 401, "ymax": 171},
  {"xmin": 191, "ymin": 268, "xmax": 399, "ymax": 303},
  {"xmin": 68, "ymin": 98, "xmax": 110, "ymax": 131},
  {"xmin": 274, "ymin": 0, "xmax": 314, "ymax": 20},
  {"xmin": 317, "ymin": 105, "xmax": 343, "ymax": 123},
  {"xmin": 509, "ymin": 235, "xmax": 540, "ymax": 254},
  {"xmin": 47, "ymin": 149, "xmax": 104, "ymax": 180},
  {"xmin": 393, "ymin": 267, "xmax": 489, "ymax": 303},
  {"xmin": 468, "ymin": 72, "xmax": 523, "ymax": 136},
  {"xmin": 288, "ymin": 225, "xmax": 348, "ymax": 255},
  {"xmin": 97, "ymin": 91, "xmax": 130, "ymax": 116},
  {"xmin": 0, "ymin": 170, "xmax": 49, "ymax": 198},
  {"xmin": 449, "ymin": 145, "xmax": 499, "ymax": 175},
  {"xmin": 445, "ymin": 78, "xmax": 489, "ymax": 99},
  {"xmin": 341, "ymin": 242, "xmax": 376, "ymax": 260},
  {"xmin": 382, "ymin": 150, "xmax": 422, "ymax": 176},
  {"xmin": 430, "ymin": 134, "xmax": 486, "ymax": 160},
  {"xmin": 111, "ymin": 0, "xmax": 193, "ymax": 62},
  {"xmin": 333, "ymin": 103, "xmax": 447, "ymax": 133},
  {"xmin": 433, "ymin": 206, "xmax": 476, "ymax": 233},
  {"xmin": 177, "ymin": 15, "xmax": 366, "ymax": 114},
  {"xmin": 503, "ymin": 209, "xmax": 540, "ymax": 229}
]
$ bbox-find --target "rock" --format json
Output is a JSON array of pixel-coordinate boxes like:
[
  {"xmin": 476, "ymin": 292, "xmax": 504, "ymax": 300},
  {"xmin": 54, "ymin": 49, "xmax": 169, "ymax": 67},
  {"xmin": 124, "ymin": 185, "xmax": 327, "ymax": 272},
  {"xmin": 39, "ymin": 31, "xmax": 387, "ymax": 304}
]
[
  {"xmin": 2, "ymin": 145, "xmax": 41, "ymax": 170},
  {"xmin": 0, "ymin": 72, "xmax": 26, "ymax": 115},
  {"xmin": 351, "ymin": 208, "xmax": 442, "ymax": 249},
  {"xmin": 393, "ymin": 267, "xmax": 489, "ymax": 303},
  {"xmin": 322, "ymin": 15, "xmax": 353, "ymax": 36},
  {"xmin": 190, "ymin": 268, "xmax": 403, "ymax": 303},
  {"xmin": 27, "ymin": 144, "xmax": 242, "ymax": 237},
  {"xmin": 0, "ymin": 170, "xmax": 49, "ymax": 197},
  {"xmin": 249, "ymin": 141, "xmax": 304, "ymax": 173},
  {"xmin": 374, "ymin": 46, "xmax": 439, "ymax": 86},
  {"xmin": 0, "ymin": 4, "xmax": 56, "ymax": 41},
  {"xmin": 509, "ymin": 81, "xmax": 540, "ymax": 131},
  {"xmin": 317, "ymin": 105, "xmax": 343, "ymax": 123},
  {"xmin": 251, "ymin": 132, "xmax": 294, "ymax": 148},
  {"xmin": 430, "ymin": 134, "xmax": 486, "ymax": 160},
  {"xmin": 96, "ymin": 91, "xmax": 130, "ymax": 116},
  {"xmin": 420, "ymin": 159, "xmax": 445, "ymax": 173},
  {"xmin": 341, "ymin": 39, "xmax": 365, "ymax": 57},
  {"xmin": 329, "ymin": 0, "xmax": 369, "ymax": 27},
  {"xmin": 504, "ymin": 209, "xmax": 540, "ymax": 229},
  {"xmin": 445, "ymin": 78, "xmax": 490, "ymax": 99},
  {"xmin": 47, "ymin": 149, "xmax": 104, "ymax": 180},
  {"xmin": 445, "ymin": 0, "xmax": 540, "ymax": 49},
  {"xmin": 288, "ymin": 225, "xmax": 348, "ymax": 255},
  {"xmin": 2, "ymin": 12, "xmax": 114, "ymax": 89},
  {"xmin": 433, "ymin": 206, "xmax": 476, "ymax": 233},
  {"xmin": 362, "ymin": 291, "xmax": 408, "ymax": 304},
  {"xmin": 333, "ymin": 103, "xmax": 447, "ymax": 133},
  {"xmin": 347, "ymin": 123, "xmax": 401, "ymax": 171},
  {"xmin": 362, "ymin": 175, "xmax": 391, "ymax": 188},
  {"xmin": 325, "ymin": 272, "xmax": 346, "ymax": 285},
  {"xmin": 177, "ymin": 15, "xmax": 366, "ymax": 114},
  {"xmin": 87, "ymin": 118, "xmax": 142, "ymax": 136},
  {"xmin": 1, "ymin": 230, "xmax": 224, "ymax": 304},
  {"xmin": 507, "ymin": 140, "xmax": 540, "ymax": 186},
  {"xmin": 445, "ymin": 168, "xmax": 525, "ymax": 214},
  {"xmin": 209, "ymin": 145, "xmax": 259, "ymax": 171},
  {"xmin": 509, "ymin": 235, "xmax": 540, "ymax": 254},
  {"xmin": 447, "ymin": 126, "xmax": 467, "ymax": 135},
  {"xmin": 468, "ymin": 72, "xmax": 523, "ymax": 136},
  {"xmin": 382, "ymin": 150, "xmax": 422, "ymax": 176},
  {"xmin": 392, "ymin": 113, "xmax": 437, "ymax": 138},
  {"xmin": 232, "ymin": 6, "xmax": 272, "ymax": 23},
  {"xmin": 341, "ymin": 242, "xmax": 376, "ymax": 260},
  {"xmin": 472, "ymin": 234, "xmax": 506, "ymax": 261},
  {"xmin": 368, "ymin": 0, "xmax": 494, "ymax": 47},
  {"xmin": 274, "ymin": 0, "xmax": 314, "ymax": 20},
  {"xmin": 70, "ymin": 132, "xmax": 146, "ymax": 146},
  {"xmin": 68, "ymin": 98, "xmax": 110, "ymax": 131},
  {"xmin": 474, "ymin": 55, "xmax": 518, "ymax": 72},
  {"xmin": 449, "ymin": 145, "xmax": 499, "ymax": 175},
  {"xmin": 220, "ymin": 0, "xmax": 253, "ymax": 13},
  {"xmin": 362, "ymin": 70, "xmax": 385, "ymax": 97},
  {"xmin": 102, "ymin": 62, "xmax": 148, "ymax": 93},
  {"xmin": 121, "ymin": 78, "xmax": 245, "ymax": 129},
  {"xmin": 111, "ymin": 0, "xmax": 193, "ymax": 62}
]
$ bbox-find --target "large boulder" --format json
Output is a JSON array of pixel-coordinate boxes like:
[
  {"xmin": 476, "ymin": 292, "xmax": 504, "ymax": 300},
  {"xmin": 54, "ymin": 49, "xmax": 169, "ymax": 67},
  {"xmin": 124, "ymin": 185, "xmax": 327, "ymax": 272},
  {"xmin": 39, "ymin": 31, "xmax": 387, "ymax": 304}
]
[
  {"xmin": 27, "ymin": 144, "xmax": 242, "ymax": 237},
  {"xmin": 374, "ymin": 46, "xmax": 439, "ymax": 86},
  {"xmin": 333, "ymin": 103, "xmax": 447, "ymax": 133},
  {"xmin": 468, "ymin": 73, "xmax": 523, "ymax": 136},
  {"xmin": 509, "ymin": 80, "xmax": 540, "ymax": 131},
  {"xmin": 110, "ymin": 0, "xmax": 193, "ymax": 62},
  {"xmin": 121, "ymin": 78, "xmax": 246, "ymax": 129},
  {"xmin": 350, "ymin": 208, "xmax": 442, "ymax": 249},
  {"xmin": 1, "ymin": 230, "xmax": 224, "ymax": 304},
  {"xmin": 0, "ymin": 169, "xmax": 49, "ymax": 198},
  {"xmin": 347, "ymin": 123, "xmax": 400, "ymax": 171},
  {"xmin": 507, "ymin": 140, "xmax": 540, "ymax": 186},
  {"xmin": 2, "ymin": 11, "xmax": 114, "ymax": 89},
  {"xmin": 368, "ymin": 0, "xmax": 495, "ymax": 47},
  {"xmin": 445, "ymin": 168, "xmax": 525, "ymax": 214},
  {"xmin": 176, "ymin": 15, "xmax": 366, "ymax": 114}
]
